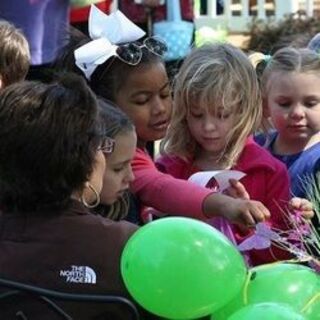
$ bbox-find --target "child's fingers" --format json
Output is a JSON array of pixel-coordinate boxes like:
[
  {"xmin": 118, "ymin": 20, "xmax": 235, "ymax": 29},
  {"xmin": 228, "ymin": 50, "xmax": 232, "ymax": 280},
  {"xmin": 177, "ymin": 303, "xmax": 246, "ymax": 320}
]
[
  {"xmin": 229, "ymin": 179, "xmax": 250, "ymax": 200},
  {"xmin": 289, "ymin": 197, "xmax": 312, "ymax": 210},
  {"xmin": 299, "ymin": 199, "xmax": 313, "ymax": 211},
  {"xmin": 238, "ymin": 200, "xmax": 270, "ymax": 227},
  {"xmin": 299, "ymin": 204, "xmax": 314, "ymax": 219},
  {"xmin": 224, "ymin": 187, "xmax": 238, "ymax": 198},
  {"xmin": 241, "ymin": 212, "xmax": 256, "ymax": 227},
  {"xmin": 252, "ymin": 201, "xmax": 271, "ymax": 221},
  {"xmin": 221, "ymin": 198, "xmax": 269, "ymax": 228},
  {"xmin": 289, "ymin": 197, "xmax": 314, "ymax": 219},
  {"xmin": 288, "ymin": 197, "xmax": 302, "ymax": 210},
  {"xmin": 301, "ymin": 209, "xmax": 314, "ymax": 219}
]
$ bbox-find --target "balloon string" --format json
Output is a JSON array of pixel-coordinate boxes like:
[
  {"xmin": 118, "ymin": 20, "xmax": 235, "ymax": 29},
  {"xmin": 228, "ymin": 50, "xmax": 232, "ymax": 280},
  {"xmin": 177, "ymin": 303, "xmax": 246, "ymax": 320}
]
[
  {"xmin": 243, "ymin": 270, "xmax": 252, "ymax": 305},
  {"xmin": 252, "ymin": 258, "xmax": 301, "ymax": 270},
  {"xmin": 301, "ymin": 292, "xmax": 320, "ymax": 313}
]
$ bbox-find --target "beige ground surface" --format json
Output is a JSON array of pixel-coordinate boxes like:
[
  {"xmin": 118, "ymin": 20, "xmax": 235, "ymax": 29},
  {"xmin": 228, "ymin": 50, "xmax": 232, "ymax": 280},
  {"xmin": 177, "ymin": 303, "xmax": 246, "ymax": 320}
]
[{"xmin": 227, "ymin": 33, "xmax": 251, "ymax": 49}]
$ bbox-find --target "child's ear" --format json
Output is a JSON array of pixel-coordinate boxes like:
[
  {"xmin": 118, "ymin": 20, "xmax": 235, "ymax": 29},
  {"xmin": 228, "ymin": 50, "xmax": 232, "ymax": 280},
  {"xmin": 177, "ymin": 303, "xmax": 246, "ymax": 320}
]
[{"xmin": 0, "ymin": 76, "xmax": 3, "ymax": 90}]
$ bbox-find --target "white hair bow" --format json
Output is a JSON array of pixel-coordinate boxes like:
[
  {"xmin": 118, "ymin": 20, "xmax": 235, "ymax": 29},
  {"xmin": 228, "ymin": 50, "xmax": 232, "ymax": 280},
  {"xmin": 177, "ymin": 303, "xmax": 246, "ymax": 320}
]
[{"xmin": 74, "ymin": 5, "xmax": 146, "ymax": 79}]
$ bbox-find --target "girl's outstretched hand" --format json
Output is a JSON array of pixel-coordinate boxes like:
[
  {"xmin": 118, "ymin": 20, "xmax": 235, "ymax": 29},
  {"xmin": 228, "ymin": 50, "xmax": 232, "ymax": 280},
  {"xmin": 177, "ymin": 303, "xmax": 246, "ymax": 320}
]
[
  {"xmin": 289, "ymin": 197, "xmax": 314, "ymax": 219},
  {"xmin": 223, "ymin": 180, "xmax": 269, "ymax": 227},
  {"xmin": 222, "ymin": 198, "xmax": 271, "ymax": 227},
  {"xmin": 203, "ymin": 194, "xmax": 270, "ymax": 228}
]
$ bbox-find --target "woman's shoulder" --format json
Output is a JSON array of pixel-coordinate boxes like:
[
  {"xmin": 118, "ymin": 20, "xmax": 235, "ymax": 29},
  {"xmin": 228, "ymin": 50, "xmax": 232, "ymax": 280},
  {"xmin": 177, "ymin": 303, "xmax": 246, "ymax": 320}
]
[
  {"xmin": 63, "ymin": 203, "xmax": 139, "ymax": 242},
  {"xmin": 82, "ymin": 212, "xmax": 139, "ymax": 238}
]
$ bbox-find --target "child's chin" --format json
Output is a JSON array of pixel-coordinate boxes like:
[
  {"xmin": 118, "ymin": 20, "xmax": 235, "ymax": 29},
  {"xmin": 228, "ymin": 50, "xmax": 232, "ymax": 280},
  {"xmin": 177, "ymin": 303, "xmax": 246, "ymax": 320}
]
[{"xmin": 152, "ymin": 132, "xmax": 166, "ymax": 141}]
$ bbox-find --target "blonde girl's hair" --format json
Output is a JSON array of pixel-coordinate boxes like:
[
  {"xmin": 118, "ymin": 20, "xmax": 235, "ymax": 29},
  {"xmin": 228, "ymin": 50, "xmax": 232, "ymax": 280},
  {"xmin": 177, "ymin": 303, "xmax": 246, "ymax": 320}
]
[
  {"xmin": 256, "ymin": 47, "xmax": 320, "ymax": 95},
  {"xmin": 249, "ymin": 47, "xmax": 320, "ymax": 137},
  {"xmin": 162, "ymin": 43, "xmax": 262, "ymax": 168}
]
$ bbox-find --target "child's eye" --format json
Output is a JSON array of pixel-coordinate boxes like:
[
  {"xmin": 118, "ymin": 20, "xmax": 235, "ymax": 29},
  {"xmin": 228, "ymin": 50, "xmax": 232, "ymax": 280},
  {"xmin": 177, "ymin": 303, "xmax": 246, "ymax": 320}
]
[
  {"xmin": 133, "ymin": 94, "xmax": 150, "ymax": 105},
  {"xmin": 278, "ymin": 101, "xmax": 291, "ymax": 108},
  {"xmin": 217, "ymin": 112, "xmax": 230, "ymax": 119},
  {"xmin": 191, "ymin": 112, "xmax": 203, "ymax": 118},
  {"xmin": 305, "ymin": 100, "xmax": 319, "ymax": 108},
  {"xmin": 160, "ymin": 90, "xmax": 171, "ymax": 99},
  {"xmin": 134, "ymin": 99, "xmax": 149, "ymax": 105},
  {"xmin": 113, "ymin": 166, "xmax": 125, "ymax": 173}
]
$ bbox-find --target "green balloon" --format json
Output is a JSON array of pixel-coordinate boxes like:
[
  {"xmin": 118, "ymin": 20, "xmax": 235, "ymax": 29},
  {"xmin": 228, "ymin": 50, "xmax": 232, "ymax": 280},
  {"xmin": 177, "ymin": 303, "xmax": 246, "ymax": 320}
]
[
  {"xmin": 247, "ymin": 263, "xmax": 319, "ymax": 314},
  {"xmin": 212, "ymin": 295, "xmax": 244, "ymax": 320},
  {"xmin": 121, "ymin": 217, "xmax": 247, "ymax": 319},
  {"xmin": 302, "ymin": 278, "xmax": 320, "ymax": 319},
  {"xmin": 303, "ymin": 300, "xmax": 320, "ymax": 320},
  {"xmin": 227, "ymin": 303, "xmax": 306, "ymax": 320}
]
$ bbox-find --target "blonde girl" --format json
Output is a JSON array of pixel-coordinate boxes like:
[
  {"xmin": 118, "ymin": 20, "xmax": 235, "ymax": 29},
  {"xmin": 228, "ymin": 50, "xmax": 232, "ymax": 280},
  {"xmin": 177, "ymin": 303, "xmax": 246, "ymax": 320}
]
[
  {"xmin": 254, "ymin": 47, "xmax": 320, "ymax": 200},
  {"xmin": 158, "ymin": 43, "xmax": 312, "ymax": 265}
]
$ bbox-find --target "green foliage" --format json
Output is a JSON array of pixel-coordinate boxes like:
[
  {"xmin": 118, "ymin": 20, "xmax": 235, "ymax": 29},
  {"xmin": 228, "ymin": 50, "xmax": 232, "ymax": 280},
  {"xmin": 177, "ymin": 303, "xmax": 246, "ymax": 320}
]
[{"xmin": 247, "ymin": 11, "xmax": 320, "ymax": 53}]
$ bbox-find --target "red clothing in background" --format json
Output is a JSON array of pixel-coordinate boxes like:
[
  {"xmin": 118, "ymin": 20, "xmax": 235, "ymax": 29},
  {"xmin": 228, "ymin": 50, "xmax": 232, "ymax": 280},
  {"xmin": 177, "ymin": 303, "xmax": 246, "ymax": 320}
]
[
  {"xmin": 119, "ymin": 0, "xmax": 194, "ymax": 23},
  {"xmin": 70, "ymin": 0, "xmax": 112, "ymax": 23}
]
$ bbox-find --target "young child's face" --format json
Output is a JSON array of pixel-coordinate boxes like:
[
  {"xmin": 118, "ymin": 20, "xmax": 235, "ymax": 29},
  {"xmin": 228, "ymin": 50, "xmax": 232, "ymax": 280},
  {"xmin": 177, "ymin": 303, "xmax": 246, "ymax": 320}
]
[
  {"xmin": 100, "ymin": 130, "xmax": 137, "ymax": 205},
  {"xmin": 114, "ymin": 62, "xmax": 172, "ymax": 148},
  {"xmin": 266, "ymin": 72, "xmax": 320, "ymax": 145},
  {"xmin": 187, "ymin": 103, "xmax": 235, "ymax": 156}
]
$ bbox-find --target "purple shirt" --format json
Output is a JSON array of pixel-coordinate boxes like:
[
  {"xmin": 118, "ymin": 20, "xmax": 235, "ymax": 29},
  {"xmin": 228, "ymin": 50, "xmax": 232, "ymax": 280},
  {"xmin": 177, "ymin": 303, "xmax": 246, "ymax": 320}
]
[
  {"xmin": 255, "ymin": 131, "xmax": 320, "ymax": 199},
  {"xmin": 0, "ymin": 0, "xmax": 70, "ymax": 65}
]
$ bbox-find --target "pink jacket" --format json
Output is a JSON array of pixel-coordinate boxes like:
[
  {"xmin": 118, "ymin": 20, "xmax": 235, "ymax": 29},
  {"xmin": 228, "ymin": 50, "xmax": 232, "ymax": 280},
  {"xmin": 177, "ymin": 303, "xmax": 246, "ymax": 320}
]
[
  {"xmin": 156, "ymin": 137, "xmax": 292, "ymax": 265},
  {"xmin": 130, "ymin": 148, "xmax": 214, "ymax": 221}
]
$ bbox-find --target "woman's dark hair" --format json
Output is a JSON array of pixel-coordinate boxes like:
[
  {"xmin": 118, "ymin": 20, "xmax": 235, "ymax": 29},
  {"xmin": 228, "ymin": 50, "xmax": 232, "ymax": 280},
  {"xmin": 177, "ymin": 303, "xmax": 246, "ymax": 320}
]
[
  {"xmin": 55, "ymin": 29, "xmax": 164, "ymax": 102},
  {"xmin": 0, "ymin": 73, "xmax": 103, "ymax": 212}
]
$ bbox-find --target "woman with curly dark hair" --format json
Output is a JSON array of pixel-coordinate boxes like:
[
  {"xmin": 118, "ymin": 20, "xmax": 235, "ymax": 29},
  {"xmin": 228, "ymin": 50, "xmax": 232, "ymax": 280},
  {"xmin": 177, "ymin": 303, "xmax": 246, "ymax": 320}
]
[{"xmin": 0, "ymin": 74, "xmax": 147, "ymax": 319}]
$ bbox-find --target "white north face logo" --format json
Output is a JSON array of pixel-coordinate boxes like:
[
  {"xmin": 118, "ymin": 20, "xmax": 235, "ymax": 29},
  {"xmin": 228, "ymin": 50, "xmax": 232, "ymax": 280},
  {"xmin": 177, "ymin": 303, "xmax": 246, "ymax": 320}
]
[{"xmin": 60, "ymin": 265, "xmax": 96, "ymax": 284}]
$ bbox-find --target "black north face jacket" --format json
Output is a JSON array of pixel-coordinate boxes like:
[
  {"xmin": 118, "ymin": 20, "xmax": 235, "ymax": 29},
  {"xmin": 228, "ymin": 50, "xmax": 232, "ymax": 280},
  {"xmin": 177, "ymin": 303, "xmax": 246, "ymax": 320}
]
[{"xmin": 0, "ymin": 200, "xmax": 149, "ymax": 320}]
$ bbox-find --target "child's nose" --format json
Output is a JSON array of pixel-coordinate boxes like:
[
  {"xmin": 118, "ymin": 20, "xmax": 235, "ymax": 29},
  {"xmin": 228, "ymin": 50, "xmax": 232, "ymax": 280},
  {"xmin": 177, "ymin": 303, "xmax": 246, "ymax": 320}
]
[
  {"xmin": 203, "ymin": 118, "xmax": 217, "ymax": 131},
  {"xmin": 152, "ymin": 96, "xmax": 167, "ymax": 114},
  {"xmin": 290, "ymin": 104, "xmax": 305, "ymax": 119},
  {"xmin": 125, "ymin": 165, "xmax": 135, "ymax": 183}
]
